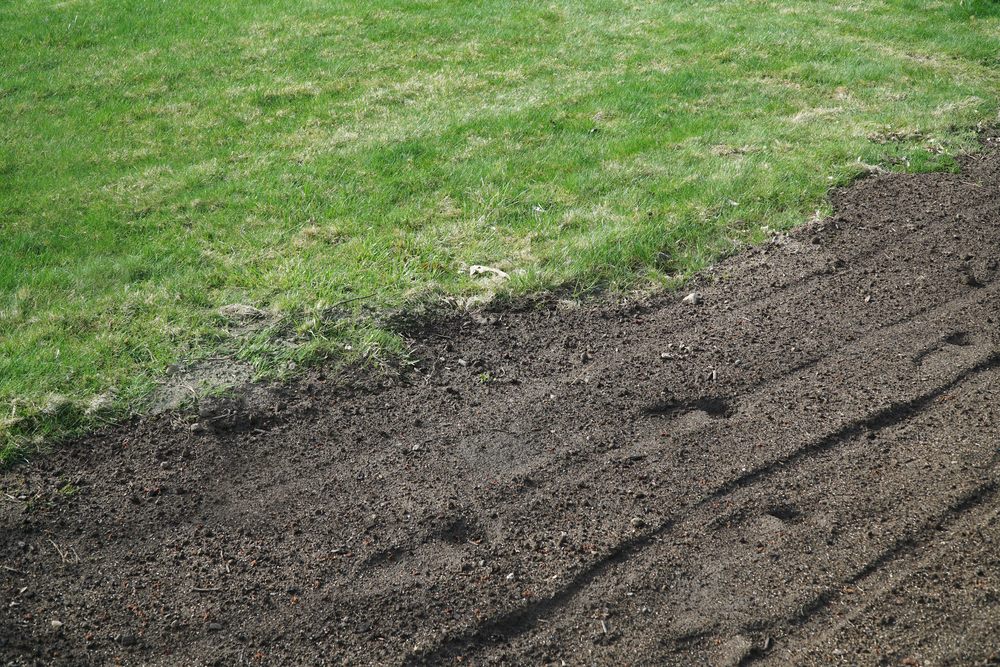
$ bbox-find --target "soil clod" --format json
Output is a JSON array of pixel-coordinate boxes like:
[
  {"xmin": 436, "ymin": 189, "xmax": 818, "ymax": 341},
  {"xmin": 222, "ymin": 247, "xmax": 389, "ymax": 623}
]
[{"xmin": 682, "ymin": 291, "xmax": 704, "ymax": 305}]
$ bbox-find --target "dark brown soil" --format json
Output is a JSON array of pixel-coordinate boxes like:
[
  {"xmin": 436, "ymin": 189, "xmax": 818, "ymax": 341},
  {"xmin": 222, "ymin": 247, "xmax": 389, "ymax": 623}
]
[{"xmin": 5, "ymin": 135, "xmax": 1000, "ymax": 666}]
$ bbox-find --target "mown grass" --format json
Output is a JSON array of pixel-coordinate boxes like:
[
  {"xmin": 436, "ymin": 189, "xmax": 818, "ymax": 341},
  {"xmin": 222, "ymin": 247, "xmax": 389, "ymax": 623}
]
[{"xmin": 3, "ymin": 0, "xmax": 1000, "ymax": 461}]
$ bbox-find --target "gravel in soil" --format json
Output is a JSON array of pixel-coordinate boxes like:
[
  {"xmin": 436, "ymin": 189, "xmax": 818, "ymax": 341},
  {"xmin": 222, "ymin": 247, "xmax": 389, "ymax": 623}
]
[{"xmin": 4, "ymin": 135, "xmax": 1000, "ymax": 665}]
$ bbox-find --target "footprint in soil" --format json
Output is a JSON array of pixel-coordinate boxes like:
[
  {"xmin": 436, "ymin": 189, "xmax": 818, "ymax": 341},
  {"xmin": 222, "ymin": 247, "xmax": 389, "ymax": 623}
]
[
  {"xmin": 912, "ymin": 331, "xmax": 976, "ymax": 366},
  {"xmin": 765, "ymin": 504, "xmax": 802, "ymax": 523},
  {"xmin": 943, "ymin": 331, "xmax": 972, "ymax": 347},
  {"xmin": 361, "ymin": 546, "xmax": 410, "ymax": 570},
  {"xmin": 433, "ymin": 515, "xmax": 482, "ymax": 544},
  {"xmin": 360, "ymin": 515, "xmax": 483, "ymax": 572},
  {"xmin": 644, "ymin": 396, "xmax": 734, "ymax": 419}
]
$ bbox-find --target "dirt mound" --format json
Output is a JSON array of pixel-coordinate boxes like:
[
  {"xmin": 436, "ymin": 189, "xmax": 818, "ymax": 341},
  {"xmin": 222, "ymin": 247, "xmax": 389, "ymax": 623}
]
[{"xmin": 4, "ymin": 135, "xmax": 1000, "ymax": 666}]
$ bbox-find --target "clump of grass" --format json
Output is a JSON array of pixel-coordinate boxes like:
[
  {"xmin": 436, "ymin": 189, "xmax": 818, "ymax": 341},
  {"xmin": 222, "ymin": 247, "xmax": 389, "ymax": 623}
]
[{"xmin": 2, "ymin": 0, "xmax": 1000, "ymax": 462}]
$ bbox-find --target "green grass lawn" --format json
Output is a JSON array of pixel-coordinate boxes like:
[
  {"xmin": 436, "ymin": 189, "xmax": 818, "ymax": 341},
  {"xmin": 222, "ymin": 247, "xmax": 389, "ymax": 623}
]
[{"xmin": 3, "ymin": 0, "xmax": 1000, "ymax": 461}]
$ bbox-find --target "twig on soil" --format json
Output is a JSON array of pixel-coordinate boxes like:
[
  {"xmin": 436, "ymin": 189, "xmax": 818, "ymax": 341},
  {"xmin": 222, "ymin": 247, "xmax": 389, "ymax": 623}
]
[
  {"xmin": 47, "ymin": 539, "xmax": 78, "ymax": 563},
  {"xmin": 422, "ymin": 359, "xmax": 440, "ymax": 384},
  {"xmin": 193, "ymin": 587, "xmax": 222, "ymax": 593},
  {"xmin": 3, "ymin": 565, "xmax": 24, "ymax": 574},
  {"xmin": 329, "ymin": 293, "xmax": 375, "ymax": 310},
  {"xmin": 48, "ymin": 539, "xmax": 66, "ymax": 561},
  {"xmin": 203, "ymin": 411, "xmax": 235, "ymax": 423}
]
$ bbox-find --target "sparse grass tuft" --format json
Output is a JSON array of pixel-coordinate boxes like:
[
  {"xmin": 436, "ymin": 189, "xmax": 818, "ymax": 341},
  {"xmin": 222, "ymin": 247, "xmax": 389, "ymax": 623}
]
[{"xmin": 3, "ymin": 0, "xmax": 1000, "ymax": 461}]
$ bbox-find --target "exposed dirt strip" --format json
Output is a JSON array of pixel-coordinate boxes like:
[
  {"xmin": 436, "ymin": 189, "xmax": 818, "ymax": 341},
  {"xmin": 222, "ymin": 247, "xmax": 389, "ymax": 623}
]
[{"xmin": 3, "ymin": 134, "xmax": 1000, "ymax": 666}]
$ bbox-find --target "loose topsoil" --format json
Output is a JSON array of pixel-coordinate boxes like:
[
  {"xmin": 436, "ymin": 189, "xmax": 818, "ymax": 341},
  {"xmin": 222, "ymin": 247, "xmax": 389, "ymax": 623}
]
[{"xmin": 4, "ymin": 135, "xmax": 1000, "ymax": 667}]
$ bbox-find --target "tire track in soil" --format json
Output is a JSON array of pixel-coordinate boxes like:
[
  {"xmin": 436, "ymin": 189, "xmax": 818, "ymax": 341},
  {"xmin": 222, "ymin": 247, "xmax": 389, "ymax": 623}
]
[
  {"xmin": 408, "ymin": 356, "xmax": 1000, "ymax": 665},
  {"xmin": 425, "ymin": 277, "xmax": 997, "ymax": 550},
  {"xmin": 781, "ymin": 504, "xmax": 1000, "ymax": 665},
  {"xmin": 755, "ymin": 480, "xmax": 1000, "ymax": 665},
  {"xmin": 456, "ymin": 362, "xmax": 1000, "ymax": 665},
  {"xmin": 3, "ymin": 135, "xmax": 1000, "ymax": 666}
]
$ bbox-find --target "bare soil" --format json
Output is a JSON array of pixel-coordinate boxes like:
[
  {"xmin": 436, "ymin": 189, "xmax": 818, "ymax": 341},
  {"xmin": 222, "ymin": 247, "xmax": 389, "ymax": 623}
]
[{"xmin": 4, "ymin": 135, "xmax": 1000, "ymax": 666}]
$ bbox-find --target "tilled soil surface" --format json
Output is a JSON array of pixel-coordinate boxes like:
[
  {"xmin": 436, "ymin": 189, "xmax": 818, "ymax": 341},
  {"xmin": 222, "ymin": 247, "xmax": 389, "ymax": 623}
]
[{"xmin": 4, "ymin": 137, "xmax": 1000, "ymax": 667}]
